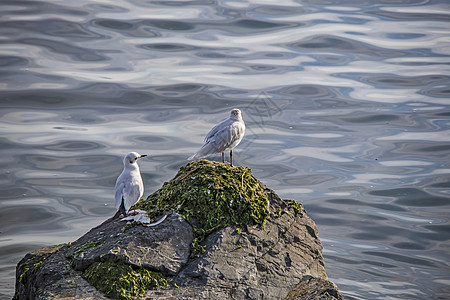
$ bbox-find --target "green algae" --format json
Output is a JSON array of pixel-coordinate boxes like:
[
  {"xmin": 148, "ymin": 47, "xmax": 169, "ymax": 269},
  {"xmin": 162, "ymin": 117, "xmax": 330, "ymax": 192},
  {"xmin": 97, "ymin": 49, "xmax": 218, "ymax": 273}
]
[
  {"xmin": 72, "ymin": 241, "xmax": 103, "ymax": 258},
  {"xmin": 17, "ymin": 244, "xmax": 66, "ymax": 285},
  {"xmin": 82, "ymin": 261, "xmax": 167, "ymax": 300},
  {"xmin": 274, "ymin": 208, "xmax": 282, "ymax": 218},
  {"xmin": 136, "ymin": 160, "xmax": 270, "ymax": 257},
  {"xmin": 288, "ymin": 200, "xmax": 302, "ymax": 217},
  {"xmin": 79, "ymin": 241, "xmax": 103, "ymax": 251}
]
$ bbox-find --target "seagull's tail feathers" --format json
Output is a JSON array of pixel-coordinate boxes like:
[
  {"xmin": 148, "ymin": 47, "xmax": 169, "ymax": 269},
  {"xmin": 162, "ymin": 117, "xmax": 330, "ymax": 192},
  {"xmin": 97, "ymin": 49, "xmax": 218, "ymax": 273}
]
[
  {"xmin": 113, "ymin": 196, "xmax": 127, "ymax": 219},
  {"xmin": 188, "ymin": 151, "xmax": 204, "ymax": 161},
  {"xmin": 188, "ymin": 143, "xmax": 218, "ymax": 161}
]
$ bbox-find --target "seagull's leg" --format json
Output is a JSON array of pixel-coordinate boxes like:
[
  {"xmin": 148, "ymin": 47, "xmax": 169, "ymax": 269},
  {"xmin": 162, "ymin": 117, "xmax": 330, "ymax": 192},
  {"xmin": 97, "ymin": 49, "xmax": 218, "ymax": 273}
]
[
  {"xmin": 132, "ymin": 204, "xmax": 139, "ymax": 216},
  {"xmin": 128, "ymin": 205, "xmax": 138, "ymax": 216},
  {"xmin": 222, "ymin": 152, "xmax": 225, "ymax": 163},
  {"xmin": 230, "ymin": 150, "xmax": 233, "ymax": 167}
]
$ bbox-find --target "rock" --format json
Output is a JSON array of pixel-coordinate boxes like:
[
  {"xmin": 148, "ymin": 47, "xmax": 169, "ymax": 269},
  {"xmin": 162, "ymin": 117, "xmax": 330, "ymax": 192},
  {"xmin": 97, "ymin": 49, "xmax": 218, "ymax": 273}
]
[
  {"xmin": 284, "ymin": 275, "xmax": 344, "ymax": 300},
  {"xmin": 14, "ymin": 244, "xmax": 108, "ymax": 300},
  {"xmin": 66, "ymin": 213, "xmax": 193, "ymax": 275},
  {"xmin": 14, "ymin": 160, "xmax": 343, "ymax": 300},
  {"xmin": 159, "ymin": 187, "xmax": 328, "ymax": 299}
]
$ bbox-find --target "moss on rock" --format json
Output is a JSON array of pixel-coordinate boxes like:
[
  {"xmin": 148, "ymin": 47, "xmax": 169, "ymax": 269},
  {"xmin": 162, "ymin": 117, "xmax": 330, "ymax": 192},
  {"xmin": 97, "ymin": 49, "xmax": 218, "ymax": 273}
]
[
  {"xmin": 82, "ymin": 261, "xmax": 167, "ymax": 300},
  {"xmin": 288, "ymin": 200, "xmax": 302, "ymax": 217},
  {"xmin": 136, "ymin": 160, "xmax": 270, "ymax": 256},
  {"xmin": 284, "ymin": 275, "xmax": 344, "ymax": 300},
  {"xmin": 16, "ymin": 244, "xmax": 65, "ymax": 286},
  {"xmin": 72, "ymin": 241, "xmax": 104, "ymax": 258}
]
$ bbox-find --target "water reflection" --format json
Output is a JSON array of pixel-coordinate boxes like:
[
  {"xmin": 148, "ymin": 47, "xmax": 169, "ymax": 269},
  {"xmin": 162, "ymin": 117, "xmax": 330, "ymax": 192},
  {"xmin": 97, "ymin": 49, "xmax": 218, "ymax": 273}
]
[{"xmin": 1, "ymin": 0, "xmax": 450, "ymax": 299}]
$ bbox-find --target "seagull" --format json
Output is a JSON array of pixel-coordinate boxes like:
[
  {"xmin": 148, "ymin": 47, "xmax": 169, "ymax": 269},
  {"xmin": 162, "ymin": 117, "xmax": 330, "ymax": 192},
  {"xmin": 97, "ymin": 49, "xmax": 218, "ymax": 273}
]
[
  {"xmin": 114, "ymin": 152, "xmax": 146, "ymax": 218},
  {"xmin": 188, "ymin": 108, "xmax": 245, "ymax": 166}
]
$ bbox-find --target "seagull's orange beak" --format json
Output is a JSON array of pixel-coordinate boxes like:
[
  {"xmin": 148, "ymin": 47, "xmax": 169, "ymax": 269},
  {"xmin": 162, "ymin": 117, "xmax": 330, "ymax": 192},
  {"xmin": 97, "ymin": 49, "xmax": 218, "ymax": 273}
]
[{"xmin": 139, "ymin": 154, "xmax": 147, "ymax": 158}]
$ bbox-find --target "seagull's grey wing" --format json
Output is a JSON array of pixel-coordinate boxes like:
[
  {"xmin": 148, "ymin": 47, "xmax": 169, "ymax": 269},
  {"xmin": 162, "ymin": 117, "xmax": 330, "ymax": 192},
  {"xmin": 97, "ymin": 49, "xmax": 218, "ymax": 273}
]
[
  {"xmin": 204, "ymin": 118, "xmax": 232, "ymax": 143},
  {"xmin": 115, "ymin": 172, "xmax": 127, "ymax": 210},
  {"xmin": 122, "ymin": 175, "xmax": 143, "ymax": 211},
  {"xmin": 193, "ymin": 124, "xmax": 236, "ymax": 158},
  {"xmin": 188, "ymin": 118, "xmax": 232, "ymax": 160}
]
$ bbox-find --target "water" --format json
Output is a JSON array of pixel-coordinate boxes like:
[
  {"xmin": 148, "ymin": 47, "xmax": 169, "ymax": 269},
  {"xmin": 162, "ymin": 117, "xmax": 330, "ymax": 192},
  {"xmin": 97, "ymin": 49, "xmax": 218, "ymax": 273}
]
[{"xmin": 1, "ymin": 0, "xmax": 449, "ymax": 299}]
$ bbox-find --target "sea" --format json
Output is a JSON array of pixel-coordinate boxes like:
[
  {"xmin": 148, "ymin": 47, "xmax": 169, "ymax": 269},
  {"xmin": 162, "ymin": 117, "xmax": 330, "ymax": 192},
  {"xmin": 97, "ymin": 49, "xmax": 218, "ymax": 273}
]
[{"xmin": 0, "ymin": 0, "xmax": 449, "ymax": 299}]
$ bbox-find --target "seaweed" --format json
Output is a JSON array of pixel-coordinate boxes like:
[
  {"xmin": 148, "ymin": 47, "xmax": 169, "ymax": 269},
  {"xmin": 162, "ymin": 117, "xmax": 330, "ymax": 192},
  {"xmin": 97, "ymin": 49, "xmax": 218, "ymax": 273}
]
[
  {"xmin": 82, "ymin": 261, "xmax": 166, "ymax": 300},
  {"xmin": 136, "ymin": 160, "xmax": 270, "ymax": 257}
]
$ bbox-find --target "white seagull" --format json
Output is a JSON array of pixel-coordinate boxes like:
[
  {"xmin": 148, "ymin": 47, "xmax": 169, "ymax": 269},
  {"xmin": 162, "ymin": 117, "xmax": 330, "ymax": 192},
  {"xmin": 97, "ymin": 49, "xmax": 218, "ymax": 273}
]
[
  {"xmin": 115, "ymin": 152, "xmax": 146, "ymax": 217},
  {"xmin": 188, "ymin": 108, "xmax": 245, "ymax": 166}
]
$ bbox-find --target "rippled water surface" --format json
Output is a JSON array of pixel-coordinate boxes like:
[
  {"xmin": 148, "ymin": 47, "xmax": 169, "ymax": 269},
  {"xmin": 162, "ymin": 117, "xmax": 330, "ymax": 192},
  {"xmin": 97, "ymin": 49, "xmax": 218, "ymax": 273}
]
[{"xmin": 1, "ymin": 0, "xmax": 449, "ymax": 299}]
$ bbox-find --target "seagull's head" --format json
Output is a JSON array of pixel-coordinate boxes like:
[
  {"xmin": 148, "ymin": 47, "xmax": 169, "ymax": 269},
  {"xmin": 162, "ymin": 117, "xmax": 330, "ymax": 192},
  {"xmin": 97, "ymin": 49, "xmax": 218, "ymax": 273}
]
[
  {"xmin": 230, "ymin": 108, "xmax": 242, "ymax": 120},
  {"xmin": 123, "ymin": 152, "xmax": 147, "ymax": 168}
]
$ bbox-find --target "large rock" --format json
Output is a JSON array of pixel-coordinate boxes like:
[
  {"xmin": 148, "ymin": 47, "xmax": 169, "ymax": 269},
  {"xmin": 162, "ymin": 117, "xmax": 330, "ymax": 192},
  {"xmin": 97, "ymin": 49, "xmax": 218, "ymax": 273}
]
[
  {"xmin": 14, "ymin": 245, "xmax": 108, "ymax": 300},
  {"xmin": 14, "ymin": 160, "xmax": 343, "ymax": 300},
  {"xmin": 66, "ymin": 213, "xmax": 193, "ymax": 275}
]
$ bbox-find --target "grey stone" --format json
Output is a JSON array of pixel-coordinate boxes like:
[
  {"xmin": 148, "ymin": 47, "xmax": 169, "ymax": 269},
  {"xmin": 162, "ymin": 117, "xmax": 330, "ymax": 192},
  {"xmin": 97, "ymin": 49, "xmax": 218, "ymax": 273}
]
[
  {"xmin": 66, "ymin": 213, "xmax": 193, "ymax": 275},
  {"xmin": 284, "ymin": 275, "xmax": 344, "ymax": 300},
  {"xmin": 14, "ymin": 183, "xmax": 343, "ymax": 300},
  {"xmin": 14, "ymin": 245, "xmax": 108, "ymax": 300}
]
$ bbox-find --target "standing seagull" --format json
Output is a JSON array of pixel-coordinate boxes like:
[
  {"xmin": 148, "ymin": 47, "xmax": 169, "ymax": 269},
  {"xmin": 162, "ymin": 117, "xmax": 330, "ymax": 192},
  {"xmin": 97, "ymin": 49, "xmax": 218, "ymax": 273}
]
[
  {"xmin": 188, "ymin": 108, "xmax": 245, "ymax": 166},
  {"xmin": 115, "ymin": 152, "xmax": 146, "ymax": 218}
]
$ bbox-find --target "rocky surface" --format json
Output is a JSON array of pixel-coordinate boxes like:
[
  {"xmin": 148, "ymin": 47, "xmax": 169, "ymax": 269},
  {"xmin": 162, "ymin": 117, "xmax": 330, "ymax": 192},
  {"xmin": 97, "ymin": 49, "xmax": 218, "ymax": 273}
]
[
  {"xmin": 14, "ymin": 161, "xmax": 343, "ymax": 300},
  {"xmin": 67, "ymin": 213, "xmax": 193, "ymax": 275},
  {"xmin": 14, "ymin": 244, "xmax": 108, "ymax": 300},
  {"xmin": 284, "ymin": 275, "xmax": 344, "ymax": 300}
]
